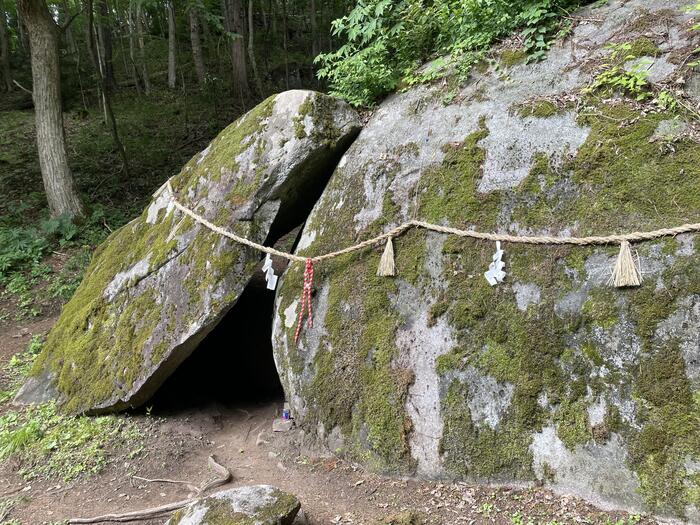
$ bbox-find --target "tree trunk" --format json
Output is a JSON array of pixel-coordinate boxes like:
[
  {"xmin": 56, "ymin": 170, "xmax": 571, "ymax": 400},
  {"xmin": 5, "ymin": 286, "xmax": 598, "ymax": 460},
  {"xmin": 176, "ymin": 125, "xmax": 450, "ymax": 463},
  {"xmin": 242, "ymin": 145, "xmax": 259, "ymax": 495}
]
[
  {"xmin": 188, "ymin": 7, "xmax": 205, "ymax": 85},
  {"xmin": 310, "ymin": 0, "xmax": 317, "ymax": 58},
  {"xmin": 86, "ymin": 0, "xmax": 129, "ymax": 177},
  {"xmin": 247, "ymin": 0, "xmax": 262, "ymax": 96},
  {"xmin": 127, "ymin": 3, "xmax": 142, "ymax": 95},
  {"xmin": 222, "ymin": 0, "xmax": 249, "ymax": 100},
  {"xmin": 166, "ymin": 0, "xmax": 176, "ymax": 89},
  {"xmin": 136, "ymin": 2, "xmax": 150, "ymax": 94},
  {"xmin": 97, "ymin": 0, "xmax": 115, "ymax": 90},
  {"xmin": 0, "ymin": 2, "xmax": 12, "ymax": 92},
  {"xmin": 281, "ymin": 0, "xmax": 289, "ymax": 90},
  {"xmin": 17, "ymin": 0, "xmax": 84, "ymax": 219},
  {"xmin": 60, "ymin": 0, "xmax": 78, "ymax": 57}
]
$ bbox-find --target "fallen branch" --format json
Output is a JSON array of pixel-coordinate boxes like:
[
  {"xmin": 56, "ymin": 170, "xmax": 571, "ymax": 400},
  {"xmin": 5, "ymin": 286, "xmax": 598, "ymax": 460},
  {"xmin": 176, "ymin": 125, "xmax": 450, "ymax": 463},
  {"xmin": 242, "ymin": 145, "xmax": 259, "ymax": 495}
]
[
  {"xmin": 68, "ymin": 455, "xmax": 231, "ymax": 524},
  {"xmin": 12, "ymin": 80, "xmax": 32, "ymax": 96}
]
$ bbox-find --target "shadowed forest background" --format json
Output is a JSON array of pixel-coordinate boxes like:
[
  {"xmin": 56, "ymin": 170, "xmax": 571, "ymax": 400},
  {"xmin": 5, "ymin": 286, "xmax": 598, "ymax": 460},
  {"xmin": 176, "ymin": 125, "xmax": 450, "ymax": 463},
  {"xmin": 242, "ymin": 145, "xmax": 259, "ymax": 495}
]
[{"xmin": 0, "ymin": 0, "xmax": 351, "ymax": 323}]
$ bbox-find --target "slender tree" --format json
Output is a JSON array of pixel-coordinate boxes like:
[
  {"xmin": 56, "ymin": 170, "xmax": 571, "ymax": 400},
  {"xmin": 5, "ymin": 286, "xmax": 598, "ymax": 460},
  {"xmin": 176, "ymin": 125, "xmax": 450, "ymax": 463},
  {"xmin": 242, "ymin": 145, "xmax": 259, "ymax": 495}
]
[
  {"xmin": 86, "ymin": 0, "xmax": 130, "ymax": 177},
  {"xmin": 281, "ymin": 0, "xmax": 289, "ymax": 90},
  {"xmin": 222, "ymin": 0, "xmax": 249, "ymax": 99},
  {"xmin": 310, "ymin": 0, "xmax": 317, "ymax": 58},
  {"xmin": 97, "ymin": 0, "xmax": 115, "ymax": 90},
  {"xmin": 0, "ymin": 0, "xmax": 12, "ymax": 92},
  {"xmin": 61, "ymin": 0, "xmax": 79, "ymax": 57},
  {"xmin": 247, "ymin": 0, "xmax": 262, "ymax": 96},
  {"xmin": 166, "ymin": 0, "xmax": 176, "ymax": 88},
  {"xmin": 17, "ymin": 0, "xmax": 84, "ymax": 219},
  {"xmin": 127, "ymin": 1, "xmax": 142, "ymax": 94},
  {"xmin": 188, "ymin": 5, "xmax": 206, "ymax": 84},
  {"xmin": 135, "ymin": 0, "xmax": 150, "ymax": 94}
]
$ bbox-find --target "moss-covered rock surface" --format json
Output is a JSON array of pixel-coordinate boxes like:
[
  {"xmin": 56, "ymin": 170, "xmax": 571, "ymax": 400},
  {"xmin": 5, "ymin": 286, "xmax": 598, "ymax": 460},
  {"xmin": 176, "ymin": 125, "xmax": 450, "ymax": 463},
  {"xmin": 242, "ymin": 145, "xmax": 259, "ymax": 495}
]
[
  {"xmin": 272, "ymin": 1, "xmax": 700, "ymax": 521},
  {"xmin": 165, "ymin": 485, "xmax": 300, "ymax": 525},
  {"xmin": 16, "ymin": 90, "xmax": 361, "ymax": 414}
]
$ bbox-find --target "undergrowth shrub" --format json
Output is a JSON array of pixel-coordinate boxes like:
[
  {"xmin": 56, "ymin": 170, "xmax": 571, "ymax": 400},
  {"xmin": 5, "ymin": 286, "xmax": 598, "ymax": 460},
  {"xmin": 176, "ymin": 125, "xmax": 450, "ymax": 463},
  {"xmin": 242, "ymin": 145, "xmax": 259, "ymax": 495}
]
[
  {"xmin": 317, "ymin": 0, "xmax": 588, "ymax": 106},
  {"xmin": 0, "ymin": 206, "xmax": 116, "ymax": 316}
]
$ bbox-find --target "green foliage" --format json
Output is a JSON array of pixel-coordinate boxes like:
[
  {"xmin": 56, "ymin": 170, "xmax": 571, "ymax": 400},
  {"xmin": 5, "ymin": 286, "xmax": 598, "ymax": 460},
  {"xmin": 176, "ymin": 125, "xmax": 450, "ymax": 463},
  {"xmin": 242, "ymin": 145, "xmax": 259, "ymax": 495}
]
[
  {"xmin": 0, "ymin": 402, "xmax": 142, "ymax": 481},
  {"xmin": 315, "ymin": 0, "xmax": 414, "ymax": 106},
  {"xmin": 317, "ymin": 0, "xmax": 585, "ymax": 106},
  {"xmin": 4, "ymin": 336, "xmax": 43, "ymax": 388},
  {"xmin": 48, "ymin": 248, "xmax": 93, "ymax": 301},
  {"xmin": 0, "ymin": 206, "xmax": 117, "ymax": 318},
  {"xmin": 589, "ymin": 60, "xmax": 652, "ymax": 101},
  {"xmin": 585, "ymin": 40, "xmax": 679, "ymax": 109},
  {"xmin": 0, "ymin": 226, "xmax": 49, "ymax": 280},
  {"xmin": 519, "ymin": 1, "xmax": 572, "ymax": 62}
]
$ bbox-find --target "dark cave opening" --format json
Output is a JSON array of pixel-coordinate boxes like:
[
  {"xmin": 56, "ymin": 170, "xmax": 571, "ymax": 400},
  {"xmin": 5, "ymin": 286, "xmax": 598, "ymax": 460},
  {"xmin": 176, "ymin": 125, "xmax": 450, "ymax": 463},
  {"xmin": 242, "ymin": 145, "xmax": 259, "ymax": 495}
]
[{"xmin": 148, "ymin": 281, "xmax": 284, "ymax": 413}]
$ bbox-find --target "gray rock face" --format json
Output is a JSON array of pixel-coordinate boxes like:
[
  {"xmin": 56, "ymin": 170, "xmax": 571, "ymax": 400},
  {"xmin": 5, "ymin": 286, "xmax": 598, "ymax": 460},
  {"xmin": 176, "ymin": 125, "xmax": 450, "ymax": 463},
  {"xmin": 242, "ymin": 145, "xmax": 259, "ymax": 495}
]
[
  {"xmin": 17, "ymin": 90, "xmax": 361, "ymax": 414},
  {"xmin": 272, "ymin": 1, "xmax": 700, "ymax": 521},
  {"xmin": 166, "ymin": 485, "xmax": 300, "ymax": 525}
]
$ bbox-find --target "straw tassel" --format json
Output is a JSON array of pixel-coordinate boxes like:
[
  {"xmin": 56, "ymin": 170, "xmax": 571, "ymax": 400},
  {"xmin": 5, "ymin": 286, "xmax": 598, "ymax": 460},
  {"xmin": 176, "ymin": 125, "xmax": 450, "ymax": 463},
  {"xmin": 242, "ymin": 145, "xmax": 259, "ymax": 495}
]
[
  {"xmin": 608, "ymin": 240, "xmax": 642, "ymax": 288},
  {"xmin": 377, "ymin": 237, "xmax": 396, "ymax": 277}
]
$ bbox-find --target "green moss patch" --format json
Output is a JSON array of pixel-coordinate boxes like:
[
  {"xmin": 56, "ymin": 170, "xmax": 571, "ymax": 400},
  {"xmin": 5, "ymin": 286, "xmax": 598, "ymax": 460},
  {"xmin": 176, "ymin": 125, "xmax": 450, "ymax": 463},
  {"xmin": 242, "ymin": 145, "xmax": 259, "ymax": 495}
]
[
  {"xmin": 500, "ymin": 49, "xmax": 528, "ymax": 68},
  {"xmin": 293, "ymin": 252, "xmax": 414, "ymax": 473},
  {"xmin": 419, "ymin": 118, "xmax": 501, "ymax": 228},
  {"xmin": 514, "ymin": 100, "xmax": 560, "ymax": 119},
  {"xmin": 511, "ymin": 102, "xmax": 700, "ymax": 235}
]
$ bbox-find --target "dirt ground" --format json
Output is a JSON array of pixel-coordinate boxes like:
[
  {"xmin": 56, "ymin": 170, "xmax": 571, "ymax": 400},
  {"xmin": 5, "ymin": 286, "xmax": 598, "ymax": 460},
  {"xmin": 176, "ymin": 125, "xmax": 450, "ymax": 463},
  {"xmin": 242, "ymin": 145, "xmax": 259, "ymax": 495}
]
[{"xmin": 0, "ymin": 310, "xmax": 662, "ymax": 525}]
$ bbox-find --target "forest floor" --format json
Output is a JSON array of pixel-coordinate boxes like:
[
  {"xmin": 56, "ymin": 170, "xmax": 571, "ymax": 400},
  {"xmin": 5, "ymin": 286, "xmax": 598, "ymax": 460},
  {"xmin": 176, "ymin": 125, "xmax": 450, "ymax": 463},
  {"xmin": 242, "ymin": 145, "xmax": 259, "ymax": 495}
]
[{"xmin": 0, "ymin": 90, "xmax": 663, "ymax": 525}]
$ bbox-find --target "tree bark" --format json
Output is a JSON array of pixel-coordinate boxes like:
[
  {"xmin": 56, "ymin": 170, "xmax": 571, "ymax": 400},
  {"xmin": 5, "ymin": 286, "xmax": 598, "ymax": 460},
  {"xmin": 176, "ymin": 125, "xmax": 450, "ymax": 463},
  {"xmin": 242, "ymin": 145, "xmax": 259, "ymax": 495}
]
[
  {"xmin": 247, "ymin": 0, "xmax": 262, "ymax": 96},
  {"xmin": 222, "ymin": 0, "xmax": 249, "ymax": 100},
  {"xmin": 0, "ymin": 2, "xmax": 12, "ymax": 92},
  {"xmin": 17, "ymin": 0, "xmax": 84, "ymax": 219},
  {"xmin": 166, "ymin": 0, "xmax": 176, "ymax": 89},
  {"xmin": 135, "ymin": 2, "xmax": 150, "ymax": 94},
  {"xmin": 97, "ymin": 0, "xmax": 115, "ymax": 90},
  {"xmin": 127, "ymin": 2, "xmax": 142, "ymax": 95},
  {"xmin": 188, "ymin": 7, "xmax": 205, "ymax": 85}
]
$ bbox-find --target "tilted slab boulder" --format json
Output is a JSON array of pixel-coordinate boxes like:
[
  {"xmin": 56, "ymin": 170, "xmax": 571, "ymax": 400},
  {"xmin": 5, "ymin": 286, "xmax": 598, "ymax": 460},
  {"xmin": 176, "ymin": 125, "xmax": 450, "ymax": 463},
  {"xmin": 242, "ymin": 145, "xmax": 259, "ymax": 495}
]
[
  {"xmin": 272, "ymin": 1, "xmax": 700, "ymax": 521},
  {"xmin": 166, "ymin": 485, "xmax": 300, "ymax": 525},
  {"xmin": 17, "ymin": 90, "xmax": 361, "ymax": 414}
]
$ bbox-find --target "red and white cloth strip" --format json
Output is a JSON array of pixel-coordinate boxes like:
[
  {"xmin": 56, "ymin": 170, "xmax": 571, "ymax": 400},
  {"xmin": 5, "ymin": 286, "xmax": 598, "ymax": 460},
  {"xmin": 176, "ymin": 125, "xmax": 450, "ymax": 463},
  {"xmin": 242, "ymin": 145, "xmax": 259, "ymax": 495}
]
[{"xmin": 294, "ymin": 259, "xmax": 314, "ymax": 345}]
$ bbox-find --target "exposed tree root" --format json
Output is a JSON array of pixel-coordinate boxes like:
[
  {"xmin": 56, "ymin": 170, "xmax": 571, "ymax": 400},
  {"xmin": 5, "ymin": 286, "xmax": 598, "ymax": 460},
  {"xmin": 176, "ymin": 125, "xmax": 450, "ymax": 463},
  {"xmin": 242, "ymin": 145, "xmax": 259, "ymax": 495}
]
[{"xmin": 67, "ymin": 455, "xmax": 232, "ymax": 524}]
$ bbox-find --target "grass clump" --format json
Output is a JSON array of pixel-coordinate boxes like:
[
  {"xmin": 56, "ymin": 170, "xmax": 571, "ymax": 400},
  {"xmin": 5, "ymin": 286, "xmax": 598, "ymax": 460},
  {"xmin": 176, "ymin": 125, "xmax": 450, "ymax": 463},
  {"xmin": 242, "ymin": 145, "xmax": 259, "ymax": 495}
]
[{"xmin": 0, "ymin": 402, "xmax": 142, "ymax": 482}]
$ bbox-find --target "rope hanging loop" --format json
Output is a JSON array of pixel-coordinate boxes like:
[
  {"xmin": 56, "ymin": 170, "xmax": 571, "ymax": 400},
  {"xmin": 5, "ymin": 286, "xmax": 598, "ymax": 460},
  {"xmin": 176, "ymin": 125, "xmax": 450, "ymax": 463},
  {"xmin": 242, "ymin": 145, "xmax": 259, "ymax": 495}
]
[{"xmin": 294, "ymin": 259, "xmax": 314, "ymax": 345}]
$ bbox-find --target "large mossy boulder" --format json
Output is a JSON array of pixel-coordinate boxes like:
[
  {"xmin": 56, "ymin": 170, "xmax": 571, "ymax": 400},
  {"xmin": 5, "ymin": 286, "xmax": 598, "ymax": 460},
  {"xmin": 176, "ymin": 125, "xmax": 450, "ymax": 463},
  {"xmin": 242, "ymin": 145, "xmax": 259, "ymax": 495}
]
[
  {"xmin": 272, "ymin": 1, "xmax": 700, "ymax": 520},
  {"xmin": 17, "ymin": 90, "xmax": 361, "ymax": 414}
]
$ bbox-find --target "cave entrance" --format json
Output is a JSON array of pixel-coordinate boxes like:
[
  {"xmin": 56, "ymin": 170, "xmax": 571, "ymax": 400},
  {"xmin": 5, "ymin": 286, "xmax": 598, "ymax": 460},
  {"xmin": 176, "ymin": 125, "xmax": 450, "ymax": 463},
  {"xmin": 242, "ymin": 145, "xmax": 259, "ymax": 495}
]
[
  {"xmin": 147, "ymin": 124, "xmax": 360, "ymax": 415},
  {"xmin": 148, "ymin": 280, "xmax": 284, "ymax": 413}
]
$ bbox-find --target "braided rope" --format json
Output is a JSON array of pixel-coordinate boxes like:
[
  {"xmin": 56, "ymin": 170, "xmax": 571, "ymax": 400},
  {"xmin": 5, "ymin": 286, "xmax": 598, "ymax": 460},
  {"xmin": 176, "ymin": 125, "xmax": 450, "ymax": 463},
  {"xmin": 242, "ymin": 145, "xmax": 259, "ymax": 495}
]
[{"xmin": 164, "ymin": 181, "xmax": 700, "ymax": 262}]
